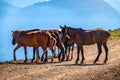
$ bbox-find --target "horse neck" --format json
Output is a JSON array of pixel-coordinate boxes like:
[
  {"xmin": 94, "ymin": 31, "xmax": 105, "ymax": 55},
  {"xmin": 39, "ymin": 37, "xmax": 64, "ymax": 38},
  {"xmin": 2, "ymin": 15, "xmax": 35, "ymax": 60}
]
[
  {"xmin": 67, "ymin": 27, "xmax": 78, "ymax": 37},
  {"xmin": 15, "ymin": 31, "xmax": 21, "ymax": 42}
]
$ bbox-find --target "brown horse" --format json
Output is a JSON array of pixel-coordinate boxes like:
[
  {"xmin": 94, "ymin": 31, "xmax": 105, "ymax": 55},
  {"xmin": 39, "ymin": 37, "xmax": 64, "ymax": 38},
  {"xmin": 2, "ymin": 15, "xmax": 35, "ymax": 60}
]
[
  {"xmin": 12, "ymin": 29, "xmax": 56, "ymax": 63},
  {"xmin": 60, "ymin": 25, "xmax": 110, "ymax": 64},
  {"xmin": 47, "ymin": 29, "xmax": 74, "ymax": 61},
  {"xmin": 64, "ymin": 38, "xmax": 74, "ymax": 60},
  {"xmin": 33, "ymin": 29, "xmax": 65, "ymax": 61}
]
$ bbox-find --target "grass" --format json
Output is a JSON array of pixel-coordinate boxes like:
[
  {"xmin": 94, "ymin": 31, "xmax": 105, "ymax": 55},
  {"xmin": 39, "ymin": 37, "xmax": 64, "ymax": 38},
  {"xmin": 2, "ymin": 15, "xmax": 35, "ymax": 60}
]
[
  {"xmin": 109, "ymin": 30, "xmax": 120, "ymax": 39},
  {"xmin": 0, "ymin": 60, "xmax": 12, "ymax": 64}
]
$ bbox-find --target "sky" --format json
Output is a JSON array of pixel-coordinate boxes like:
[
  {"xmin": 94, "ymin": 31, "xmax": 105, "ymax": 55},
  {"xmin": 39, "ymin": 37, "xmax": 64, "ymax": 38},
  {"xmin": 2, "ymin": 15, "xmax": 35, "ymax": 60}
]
[
  {"xmin": 104, "ymin": 0, "xmax": 120, "ymax": 13},
  {"xmin": 3, "ymin": 0, "xmax": 50, "ymax": 8},
  {"xmin": 0, "ymin": 0, "xmax": 120, "ymax": 62}
]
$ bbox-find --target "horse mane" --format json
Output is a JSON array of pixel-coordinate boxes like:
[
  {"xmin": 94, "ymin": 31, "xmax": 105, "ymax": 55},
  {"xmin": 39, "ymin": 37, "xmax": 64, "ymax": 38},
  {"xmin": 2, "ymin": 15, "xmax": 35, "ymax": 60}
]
[{"xmin": 65, "ymin": 26, "xmax": 85, "ymax": 33}]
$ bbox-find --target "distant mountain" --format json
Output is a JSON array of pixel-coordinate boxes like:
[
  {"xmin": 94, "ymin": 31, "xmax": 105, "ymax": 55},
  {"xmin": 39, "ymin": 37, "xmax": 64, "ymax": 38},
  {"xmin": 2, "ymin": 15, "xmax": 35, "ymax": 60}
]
[
  {"xmin": 0, "ymin": 1, "xmax": 18, "ymax": 23},
  {"xmin": 1, "ymin": 0, "xmax": 120, "ymax": 29},
  {"xmin": 9, "ymin": 0, "xmax": 120, "ymax": 29},
  {"xmin": 0, "ymin": 1, "xmax": 11, "ymax": 18}
]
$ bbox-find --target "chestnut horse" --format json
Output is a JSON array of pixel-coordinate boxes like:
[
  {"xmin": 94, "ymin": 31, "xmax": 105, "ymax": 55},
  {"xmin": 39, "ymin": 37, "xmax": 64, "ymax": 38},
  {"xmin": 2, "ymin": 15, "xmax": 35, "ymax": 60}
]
[
  {"xmin": 61, "ymin": 25, "xmax": 110, "ymax": 64},
  {"xmin": 12, "ymin": 29, "xmax": 56, "ymax": 63},
  {"xmin": 32, "ymin": 29, "xmax": 65, "ymax": 61}
]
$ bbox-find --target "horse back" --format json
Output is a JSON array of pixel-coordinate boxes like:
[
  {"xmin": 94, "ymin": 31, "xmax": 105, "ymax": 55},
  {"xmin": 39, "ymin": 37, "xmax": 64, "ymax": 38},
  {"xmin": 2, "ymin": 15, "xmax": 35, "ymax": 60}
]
[{"xmin": 74, "ymin": 29, "xmax": 110, "ymax": 45}]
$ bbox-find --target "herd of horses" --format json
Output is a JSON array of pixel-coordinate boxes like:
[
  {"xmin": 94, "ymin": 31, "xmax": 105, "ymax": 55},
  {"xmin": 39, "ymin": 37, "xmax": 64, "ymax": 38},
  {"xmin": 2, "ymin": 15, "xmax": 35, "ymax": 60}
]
[{"xmin": 12, "ymin": 25, "xmax": 110, "ymax": 64}]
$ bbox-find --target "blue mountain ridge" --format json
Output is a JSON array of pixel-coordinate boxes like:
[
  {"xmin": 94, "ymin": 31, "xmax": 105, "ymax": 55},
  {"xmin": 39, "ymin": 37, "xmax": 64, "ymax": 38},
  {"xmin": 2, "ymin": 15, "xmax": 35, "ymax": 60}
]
[{"xmin": 7, "ymin": 0, "xmax": 120, "ymax": 29}]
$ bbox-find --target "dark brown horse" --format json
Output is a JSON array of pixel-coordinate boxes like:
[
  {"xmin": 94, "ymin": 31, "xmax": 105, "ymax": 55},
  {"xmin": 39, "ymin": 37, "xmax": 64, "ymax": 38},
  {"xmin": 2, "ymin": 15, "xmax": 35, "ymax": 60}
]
[
  {"xmin": 64, "ymin": 38, "xmax": 74, "ymax": 60},
  {"xmin": 47, "ymin": 29, "xmax": 74, "ymax": 61},
  {"xmin": 12, "ymin": 29, "xmax": 56, "ymax": 63},
  {"xmin": 60, "ymin": 25, "xmax": 110, "ymax": 64}
]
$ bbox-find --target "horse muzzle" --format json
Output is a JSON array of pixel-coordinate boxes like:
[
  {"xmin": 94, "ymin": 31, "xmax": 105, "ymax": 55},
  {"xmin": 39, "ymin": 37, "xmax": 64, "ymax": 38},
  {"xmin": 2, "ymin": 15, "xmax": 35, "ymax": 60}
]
[{"xmin": 12, "ymin": 39, "xmax": 16, "ymax": 45}]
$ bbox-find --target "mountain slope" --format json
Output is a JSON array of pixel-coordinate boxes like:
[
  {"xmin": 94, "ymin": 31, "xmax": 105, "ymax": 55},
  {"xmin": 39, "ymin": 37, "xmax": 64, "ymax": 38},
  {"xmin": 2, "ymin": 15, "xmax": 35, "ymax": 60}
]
[{"xmin": 10, "ymin": 0, "xmax": 120, "ymax": 29}]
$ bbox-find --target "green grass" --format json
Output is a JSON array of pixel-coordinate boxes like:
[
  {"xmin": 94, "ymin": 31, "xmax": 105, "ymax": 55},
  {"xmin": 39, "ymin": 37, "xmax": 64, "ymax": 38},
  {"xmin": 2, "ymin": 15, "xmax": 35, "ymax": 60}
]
[
  {"xmin": 0, "ymin": 60, "xmax": 12, "ymax": 64},
  {"xmin": 109, "ymin": 30, "xmax": 120, "ymax": 39}
]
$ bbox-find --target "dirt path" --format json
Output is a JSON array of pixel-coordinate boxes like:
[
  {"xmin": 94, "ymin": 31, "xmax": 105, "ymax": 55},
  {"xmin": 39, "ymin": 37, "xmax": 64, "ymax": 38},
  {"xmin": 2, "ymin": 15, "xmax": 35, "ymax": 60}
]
[{"xmin": 0, "ymin": 39, "xmax": 120, "ymax": 80}]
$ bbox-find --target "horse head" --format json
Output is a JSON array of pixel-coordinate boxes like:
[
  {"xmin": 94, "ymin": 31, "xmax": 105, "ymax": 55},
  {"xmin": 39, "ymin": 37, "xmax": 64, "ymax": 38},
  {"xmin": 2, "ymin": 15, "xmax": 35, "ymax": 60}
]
[
  {"xmin": 60, "ymin": 25, "xmax": 70, "ymax": 40},
  {"xmin": 60, "ymin": 25, "xmax": 67, "ymax": 34},
  {"xmin": 12, "ymin": 30, "xmax": 21, "ymax": 45}
]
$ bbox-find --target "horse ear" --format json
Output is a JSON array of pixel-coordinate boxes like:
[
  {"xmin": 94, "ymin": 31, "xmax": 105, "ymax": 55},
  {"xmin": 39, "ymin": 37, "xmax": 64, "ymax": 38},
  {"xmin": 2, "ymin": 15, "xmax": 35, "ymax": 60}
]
[
  {"xmin": 64, "ymin": 25, "xmax": 67, "ymax": 27},
  {"xmin": 60, "ymin": 25, "xmax": 63, "ymax": 28}
]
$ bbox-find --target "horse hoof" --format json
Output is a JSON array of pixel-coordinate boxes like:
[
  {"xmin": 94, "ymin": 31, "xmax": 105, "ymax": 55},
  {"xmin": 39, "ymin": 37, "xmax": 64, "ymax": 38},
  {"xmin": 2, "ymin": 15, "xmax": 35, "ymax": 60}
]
[
  {"xmin": 31, "ymin": 59, "xmax": 35, "ymax": 63},
  {"xmin": 103, "ymin": 61, "xmax": 107, "ymax": 64},
  {"xmin": 14, "ymin": 58, "xmax": 16, "ymax": 61},
  {"xmin": 23, "ymin": 60, "xmax": 27, "ymax": 63},
  {"xmin": 80, "ymin": 61, "xmax": 84, "ymax": 64},
  {"xmin": 43, "ymin": 60, "xmax": 48, "ymax": 63},
  {"xmin": 13, "ymin": 60, "xmax": 16, "ymax": 63},
  {"xmin": 50, "ymin": 60, "xmax": 53, "ymax": 63},
  {"xmin": 75, "ymin": 60, "xmax": 78, "ymax": 64},
  {"xmin": 93, "ymin": 61, "xmax": 97, "ymax": 64},
  {"xmin": 66, "ymin": 58, "xmax": 69, "ymax": 61}
]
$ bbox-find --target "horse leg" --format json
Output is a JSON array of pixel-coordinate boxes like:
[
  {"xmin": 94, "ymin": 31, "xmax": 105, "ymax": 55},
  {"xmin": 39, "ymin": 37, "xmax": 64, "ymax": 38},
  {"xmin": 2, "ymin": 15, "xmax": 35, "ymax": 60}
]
[
  {"xmin": 41, "ymin": 48, "xmax": 48, "ymax": 63},
  {"xmin": 64, "ymin": 45, "xmax": 68, "ymax": 61},
  {"xmin": 57, "ymin": 46, "xmax": 62, "ymax": 61},
  {"xmin": 66, "ymin": 46, "xmax": 70, "ymax": 60},
  {"xmin": 71, "ymin": 44, "xmax": 74, "ymax": 60},
  {"xmin": 41, "ymin": 53, "xmax": 44, "ymax": 62},
  {"xmin": 61, "ymin": 47, "xmax": 65, "ymax": 61},
  {"xmin": 44, "ymin": 49, "xmax": 48, "ymax": 63},
  {"xmin": 80, "ymin": 46, "xmax": 85, "ymax": 64},
  {"xmin": 56, "ymin": 47, "xmax": 60, "ymax": 58},
  {"xmin": 23, "ymin": 46, "xmax": 28, "ymax": 63},
  {"xmin": 32, "ymin": 47, "xmax": 35, "ymax": 62},
  {"xmin": 58, "ymin": 51, "xmax": 61, "ymax": 61},
  {"xmin": 103, "ymin": 43, "xmax": 108, "ymax": 63},
  {"xmin": 75, "ymin": 46, "xmax": 80, "ymax": 64},
  {"xmin": 13, "ymin": 44, "xmax": 21, "ymax": 61},
  {"xmin": 50, "ymin": 49, "xmax": 55, "ymax": 63},
  {"xmin": 35, "ymin": 47, "xmax": 39, "ymax": 63},
  {"xmin": 94, "ymin": 43, "xmax": 102, "ymax": 64}
]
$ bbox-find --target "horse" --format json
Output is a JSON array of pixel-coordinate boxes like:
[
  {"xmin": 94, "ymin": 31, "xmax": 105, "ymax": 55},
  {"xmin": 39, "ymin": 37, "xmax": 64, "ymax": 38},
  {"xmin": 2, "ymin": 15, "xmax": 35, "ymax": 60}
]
[
  {"xmin": 32, "ymin": 29, "xmax": 65, "ymax": 61},
  {"xmin": 64, "ymin": 38, "xmax": 74, "ymax": 60},
  {"xmin": 46, "ymin": 29, "xmax": 74, "ymax": 61},
  {"xmin": 12, "ymin": 29, "xmax": 56, "ymax": 63},
  {"xmin": 60, "ymin": 25, "xmax": 110, "ymax": 64}
]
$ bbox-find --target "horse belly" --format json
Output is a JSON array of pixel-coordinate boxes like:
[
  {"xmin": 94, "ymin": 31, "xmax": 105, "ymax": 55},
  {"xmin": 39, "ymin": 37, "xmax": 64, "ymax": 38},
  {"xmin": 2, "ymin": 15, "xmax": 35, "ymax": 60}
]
[
  {"xmin": 83, "ymin": 37, "xmax": 96, "ymax": 45},
  {"xmin": 19, "ymin": 37, "xmax": 38, "ymax": 46}
]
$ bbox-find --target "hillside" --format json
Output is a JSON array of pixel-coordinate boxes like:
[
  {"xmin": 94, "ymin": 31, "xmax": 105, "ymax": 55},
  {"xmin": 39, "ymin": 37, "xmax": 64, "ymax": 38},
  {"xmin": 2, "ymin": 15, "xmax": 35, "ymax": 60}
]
[{"xmin": 109, "ymin": 28, "xmax": 120, "ymax": 39}]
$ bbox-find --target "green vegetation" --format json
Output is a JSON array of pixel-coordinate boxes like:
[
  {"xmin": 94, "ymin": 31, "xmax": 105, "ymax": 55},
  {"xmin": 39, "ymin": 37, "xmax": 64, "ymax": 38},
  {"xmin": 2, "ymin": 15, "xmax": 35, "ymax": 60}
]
[
  {"xmin": 109, "ymin": 28, "xmax": 120, "ymax": 39},
  {"xmin": 0, "ymin": 61, "xmax": 12, "ymax": 64}
]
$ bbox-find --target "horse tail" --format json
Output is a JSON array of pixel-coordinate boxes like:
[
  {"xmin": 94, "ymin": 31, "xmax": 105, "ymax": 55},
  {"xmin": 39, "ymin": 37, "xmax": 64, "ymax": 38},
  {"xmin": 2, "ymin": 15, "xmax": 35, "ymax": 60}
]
[
  {"xmin": 52, "ymin": 38, "xmax": 56, "ymax": 48},
  {"xmin": 46, "ymin": 34, "xmax": 50, "ymax": 47},
  {"xmin": 107, "ymin": 32, "xmax": 111, "ymax": 37}
]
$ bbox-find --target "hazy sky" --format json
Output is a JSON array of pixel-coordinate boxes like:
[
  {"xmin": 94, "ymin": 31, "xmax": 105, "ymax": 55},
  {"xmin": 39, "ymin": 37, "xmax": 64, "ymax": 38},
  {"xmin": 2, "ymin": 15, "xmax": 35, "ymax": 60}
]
[
  {"xmin": 3, "ymin": 0, "xmax": 50, "ymax": 8},
  {"xmin": 2, "ymin": 0, "xmax": 120, "ymax": 11},
  {"xmin": 104, "ymin": 0, "xmax": 120, "ymax": 13}
]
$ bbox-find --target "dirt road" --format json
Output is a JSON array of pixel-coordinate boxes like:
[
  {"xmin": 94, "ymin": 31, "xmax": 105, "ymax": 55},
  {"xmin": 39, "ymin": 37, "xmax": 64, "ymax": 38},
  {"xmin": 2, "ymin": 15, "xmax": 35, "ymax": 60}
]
[{"xmin": 0, "ymin": 39, "xmax": 120, "ymax": 80}]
